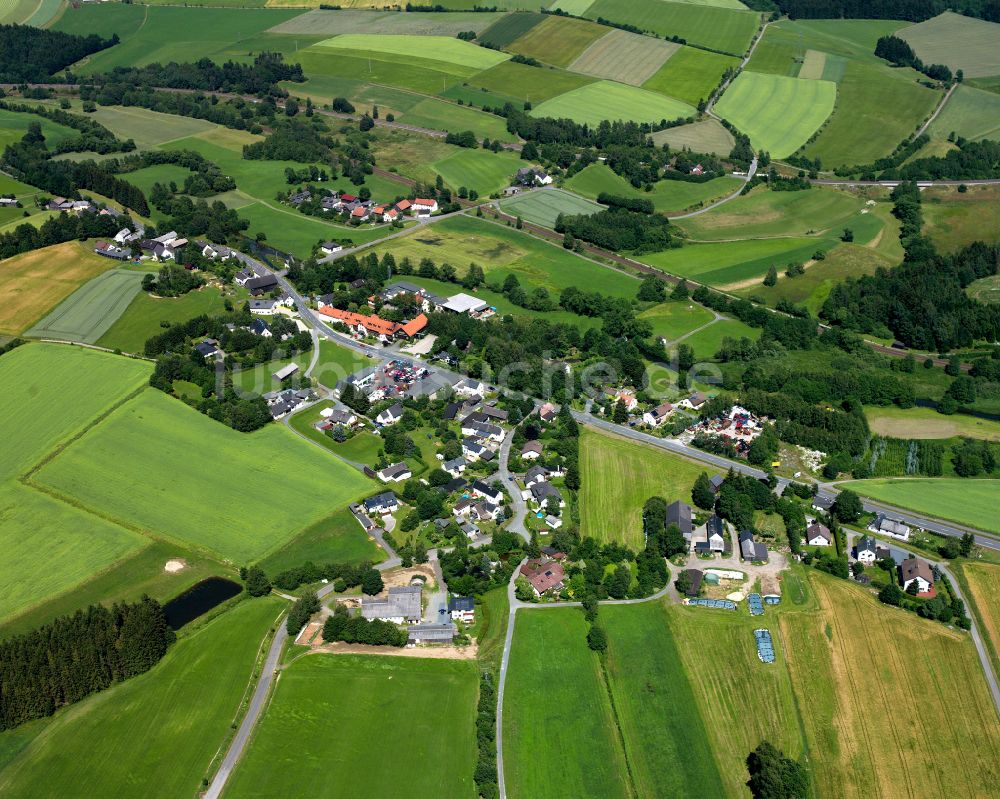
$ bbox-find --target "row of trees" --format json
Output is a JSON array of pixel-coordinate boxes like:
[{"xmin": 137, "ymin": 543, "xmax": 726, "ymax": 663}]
[
  {"xmin": 0, "ymin": 100, "xmax": 131, "ymax": 155},
  {"xmin": 874, "ymin": 34, "xmax": 953, "ymax": 81},
  {"xmin": 554, "ymin": 207, "xmax": 676, "ymax": 253},
  {"xmin": 0, "ymin": 208, "xmax": 124, "ymax": 262},
  {"xmin": 321, "ymin": 605, "xmax": 407, "ymax": 646},
  {"xmin": 0, "ymin": 597, "xmax": 174, "ymax": 731}
]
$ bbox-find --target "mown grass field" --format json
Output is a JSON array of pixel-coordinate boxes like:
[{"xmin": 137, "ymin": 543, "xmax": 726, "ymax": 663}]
[
  {"xmin": 642, "ymin": 46, "xmax": 739, "ymax": 106},
  {"xmin": 922, "ymin": 185, "xmax": 1000, "ymax": 253},
  {"xmin": 533, "ymin": 80, "xmax": 694, "ymax": 126},
  {"xmin": 34, "ymin": 389, "xmax": 373, "ymax": 562},
  {"xmin": 237, "ymin": 201, "xmax": 392, "ymax": 257},
  {"xmin": 780, "ymin": 572, "xmax": 1000, "ymax": 799},
  {"xmin": 508, "ymin": 14, "xmax": 606, "ymax": 67},
  {"xmin": 312, "ymin": 338, "xmax": 369, "ymax": 385},
  {"xmin": 55, "ymin": 6, "xmax": 303, "ymax": 73},
  {"xmin": 929, "ymin": 85, "xmax": 1000, "ymax": 142},
  {"xmin": 747, "ymin": 18, "xmax": 903, "ymax": 77},
  {"xmin": 639, "ymin": 236, "xmax": 833, "ymax": 288},
  {"xmin": 567, "ymin": 28, "xmax": 680, "ymax": 86},
  {"xmin": 467, "ymin": 59, "xmax": 595, "ymax": 105},
  {"xmin": 0, "ymin": 598, "xmax": 285, "ymax": 798},
  {"xmin": 226, "ymin": 655, "xmax": 478, "ymax": 799},
  {"xmin": 364, "ymin": 214, "xmax": 638, "ymax": 298},
  {"xmin": 26, "ymin": 270, "xmax": 149, "ymax": 344},
  {"xmin": 601, "ymin": 602, "xmax": 726, "ymax": 798},
  {"xmin": 579, "ymin": 427, "xmax": 705, "ymax": 548},
  {"xmin": 669, "ymin": 601, "xmax": 807, "ymax": 797},
  {"xmin": 431, "ymin": 148, "xmax": 521, "ymax": 196},
  {"xmin": 316, "ymin": 33, "xmax": 508, "ymax": 71},
  {"xmin": 803, "ymin": 62, "xmax": 939, "ymax": 167},
  {"xmin": 257, "ymin": 505, "xmax": 385, "ymax": 574},
  {"xmin": 0, "ymin": 108, "xmax": 78, "ymax": 151},
  {"xmin": 899, "ymin": 11, "xmax": 1000, "ymax": 78},
  {"xmin": 846, "ymin": 478, "xmax": 1000, "ymax": 534},
  {"xmin": 649, "ymin": 118, "xmax": 735, "ymax": 154},
  {"xmin": 503, "ymin": 610, "xmax": 631, "ymax": 799},
  {"xmin": 0, "ymin": 241, "xmax": 123, "ymax": 336},
  {"xmin": 97, "ymin": 286, "xmax": 232, "ymax": 354},
  {"xmin": 498, "ymin": 188, "xmax": 602, "ymax": 229},
  {"xmin": 89, "ymin": 105, "xmax": 216, "ymax": 148},
  {"xmin": 682, "ymin": 317, "xmax": 759, "ymax": 360},
  {"xmin": 715, "ymin": 71, "xmax": 836, "ymax": 158},
  {"xmin": 584, "ymin": 0, "xmax": 758, "ymax": 55},
  {"xmin": 736, "ymin": 242, "xmax": 893, "ymax": 315},
  {"xmin": 676, "ymin": 185, "xmax": 868, "ymax": 241},
  {"xmin": 637, "ymin": 300, "xmax": 715, "ymax": 342},
  {"xmin": 565, "ymin": 163, "xmax": 741, "ymax": 214},
  {"xmin": 864, "ymin": 405, "xmax": 1000, "ymax": 442}
]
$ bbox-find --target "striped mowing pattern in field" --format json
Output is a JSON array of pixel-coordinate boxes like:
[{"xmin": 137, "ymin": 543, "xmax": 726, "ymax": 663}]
[
  {"xmin": 313, "ymin": 33, "xmax": 509, "ymax": 70},
  {"xmin": 567, "ymin": 28, "xmax": 680, "ymax": 86},
  {"xmin": 642, "ymin": 46, "xmax": 739, "ymax": 106},
  {"xmin": 928, "ymin": 84, "xmax": 1000, "ymax": 141},
  {"xmin": 266, "ymin": 8, "xmax": 508, "ymax": 35},
  {"xmin": 478, "ymin": 10, "xmax": 544, "ymax": 47},
  {"xmin": 899, "ymin": 11, "xmax": 1000, "ymax": 79},
  {"xmin": 650, "ymin": 118, "xmax": 734, "ymax": 154},
  {"xmin": 26, "ymin": 270, "xmax": 150, "ymax": 344},
  {"xmin": 507, "ymin": 13, "xmax": 607, "ymax": 68},
  {"xmin": 499, "ymin": 188, "xmax": 603, "ymax": 229}
]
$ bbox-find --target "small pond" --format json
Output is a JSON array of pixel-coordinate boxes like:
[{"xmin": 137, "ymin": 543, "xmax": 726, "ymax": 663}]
[{"xmin": 163, "ymin": 577, "xmax": 242, "ymax": 630}]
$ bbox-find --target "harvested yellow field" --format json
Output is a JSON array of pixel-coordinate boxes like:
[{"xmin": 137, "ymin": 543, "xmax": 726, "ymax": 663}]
[
  {"xmin": 0, "ymin": 241, "xmax": 116, "ymax": 335},
  {"xmin": 962, "ymin": 563, "xmax": 1000, "ymax": 673},
  {"xmin": 780, "ymin": 574, "xmax": 1000, "ymax": 799}
]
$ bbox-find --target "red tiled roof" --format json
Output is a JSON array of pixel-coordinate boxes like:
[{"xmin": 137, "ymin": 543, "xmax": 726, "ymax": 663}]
[
  {"xmin": 340, "ymin": 193, "xmax": 357, "ymax": 202},
  {"xmin": 351, "ymin": 207, "xmax": 367, "ymax": 217},
  {"xmin": 319, "ymin": 306, "xmax": 398, "ymax": 336},
  {"xmin": 400, "ymin": 314, "xmax": 428, "ymax": 337},
  {"xmin": 395, "ymin": 199, "xmax": 411, "ymax": 211},
  {"xmin": 521, "ymin": 559, "xmax": 566, "ymax": 594},
  {"xmin": 413, "ymin": 198, "xmax": 435, "ymax": 206}
]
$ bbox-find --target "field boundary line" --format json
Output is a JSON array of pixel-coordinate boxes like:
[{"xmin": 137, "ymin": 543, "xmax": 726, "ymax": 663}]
[{"xmin": 596, "ymin": 653, "xmax": 640, "ymax": 799}]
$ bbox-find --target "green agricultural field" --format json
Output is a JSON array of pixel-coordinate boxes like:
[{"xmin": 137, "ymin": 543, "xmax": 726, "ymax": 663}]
[
  {"xmin": 736, "ymin": 242, "xmax": 893, "ymax": 315},
  {"xmin": 923, "ymin": 185, "xmax": 1000, "ymax": 253},
  {"xmin": 313, "ymin": 33, "xmax": 508, "ymax": 71},
  {"xmin": 33, "ymin": 389, "xmax": 373, "ymax": 562},
  {"xmin": 532, "ymin": 80, "xmax": 695, "ymax": 126},
  {"xmin": 780, "ymin": 573, "xmax": 1000, "ymax": 799},
  {"xmin": 237, "ymin": 201, "xmax": 393, "ymax": 257},
  {"xmin": 226, "ymin": 655, "xmax": 478, "ymax": 799},
  {"xmin": 503, "ymin": 610, "xmax": 631, "ymax": 799},
  {"xmin": 498, "ymin": 188, "xmax": 602, "ymax": 229},
  {"xmin": 0, "ymin": 344, "xmax": 152, "ymax": 624},
  {"xmin": 568, "ymin": 28, "xmax": 680, "ymax": 86},
  {"xmin": 97, "ymin": 287, "xmax": 233, "ymax": 354},
  {"xmin": 639, "ymin": 236, "xmax": 834, "ymax": 288},
  {"xmin": 0, "ymin": 108, "xmax": 78, "ymax": 151},
  {"xmin": 268, "ymin": 8, "xmax": 507, "ymax": 36},
  {"xmin": 846, "ymin": 478, "xmax": 1000, "ymax": 534},
  {"xmin": 467, "ymin": 60, "xmax": 596, "ymax": 105},
  {"xmin": 116, "ymin": 164, "xmax": 195, "ymax": 196},
  {"xmin": 642, "ymin": 46, "xmax": 739, "ymax": 106},
  {"xmin": 54, "ymin": 6, "xmax": 303, "ymax": 73},
  {"xmin": 564, "ymin": 163, "xmax": 741, "ymax": 213},
  {"xmin": 234, "ymin": 353, "xmax": 314, "ymax": 396},
  {"xmin": 584, "ymin": 0, "xmax": 758, "ymax": 55},
  {"xmin": 864, "ymin": 405, "xmax": 1000, "ymax": 442},
  {"xmin": 296, "ymin": 47, "xmax": 467, "ymax": 95},
  {"xmin": 961, "ymin": 563, "xmax": 1000, "ymax": 677},
  {"xmin": 967, "ymin": 274, "xmax": 1000, "ymax": 304},
  {"xmin": 899, "ymin": 11, "xmax": 1000, "ymax": 79},
  {"xmin": 714, "ymin": 71, "xmax": 836, "ymax": 158},
  {"xmin": 26, "ymin": 270, "xmax": 149, "ymax": 344},
  {"xmin": 0, "ymin": 241, "xmax": 123, "ymax": 336},
  {"xmin": 312, "ymin": 338, "xmax": 369, "ymax": 385},
  {"xmin": 431, "ymin": 148, "xmax": 522, "ymax": 196},
  {"xmin": 803, "ymin": 62, "xmax": 939, "ymax": 167},
  {"xmin": 637, "ymin": 300, "xmax": 715, "ymax": 342},
  {"xmin": 88, "ymin": 105, "xmax": 216, "ymax": 148},
  {"xmin": 547, "ymin": 0, "xmax": 594, "ymax": 13},
  {"xmin": 602, "ymin": 602, "xmax": 726, "ymax": 798},
  {"xmin": 681, "ymin": 317, "xmax": 759, "ymax": 360},
  {"xmin": 676, "ymin": 185, "xmax": 868, "ymax": 241},
  {"xmin": 508, "ymin": 14, "xmax": 607, "ymax": 68},
  {"xmin": 478, "ymin": 10, "xmax": 544, "ymax": 47},
  {"xmin": 579, "ymin": 427, "xmax": 706, "ymax": 547},
  {"xmin": 257, "ymin": 505, "xmax": 385, "ymax": 574},
  {"xmin": 670, "ymin": 602, "xmax": 807, "ymax": 796},
  {"xmin": 929, "ymin": 84, "xmax": 1000, "ymax": 142},
  {"xmin": 0, "ymin": 0, "xmax": 37, "ymax": 24},
  {"xmin": 649, "ymin": 118, "xmax": 735, "ymax": 154},
  {"xmin": 364, "ymin": 214, "xmax": 638, "ymax": 298},
  {"xmin": 0, "ymin": 598, "xmax": 285, "ymax": 799}
]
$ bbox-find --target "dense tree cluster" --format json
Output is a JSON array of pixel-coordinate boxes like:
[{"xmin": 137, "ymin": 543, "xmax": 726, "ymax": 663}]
[
  {"xmin": 142, "ymin": 264, "xmax": 204, "ymax": 297},
  {"xmin": 114, "ymin": 149, "xmax": 236, "ymax": 196},
  {"xmin": 496, "ymin": 103, "xmax": 675, "ymax": 148},
  {"xmin": 897, "ymin": 139, "xmax": 1000, "ymax": 181},
  {"xmin": 243, "ymin": 117, "xmax": 337, "ymax": 162},
  {"xmin": 745, "ymin": 740, "xmax": 809, "ymax": 799},
  {"xmin": 774, "ymin": 0, "xmax": 1000, "ymax": 22},
  {"xmin": 874, "ymin": 34, "xmax": 952, "ymax": 81},
  {"xmin": 0, "ymin": 597, "xmax": 173, "ymax": 731},
  {"xmin": 321, "ymin": 604, "xmax": 407, "ymax": 646},
  {"xmin": 0, "ymin": 25, "xmax": 116, "ymax": 82},
  {"xmin": 286, "ymin": 593, "xmax": 320, "ymax": 635},
  {"xmin": 0, "ymin": 101, "xmax": 131, "ymax": 155},
  {"xmin": 0, "ymin": 208, "xmax": 123, "ymax": 261},
  {"xmin": 2, "ymin": 124, "xmax": 148, "ymax": 216},
  {"xmin": 554, "ymin": 208, "xmax": 675, "ymax": 253}
]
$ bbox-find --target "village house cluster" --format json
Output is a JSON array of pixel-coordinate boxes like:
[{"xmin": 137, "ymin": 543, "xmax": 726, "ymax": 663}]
[{"xmin": 287, "ymin": 189, "xmax": 438, "ymax": 222}]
